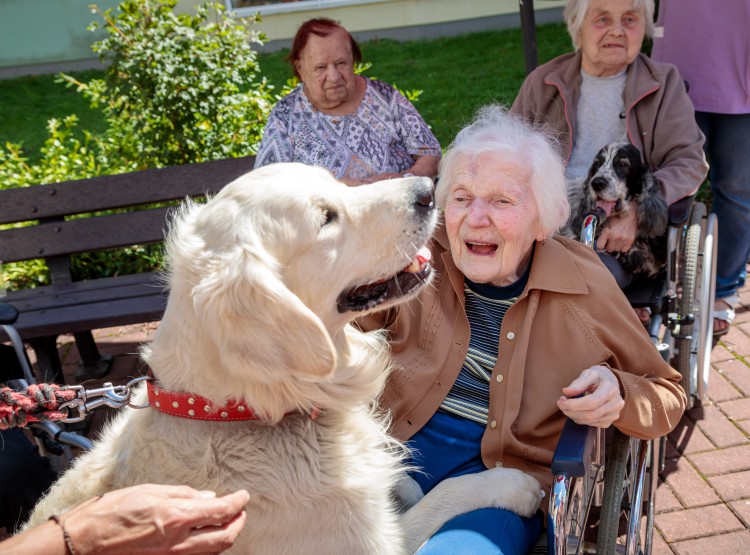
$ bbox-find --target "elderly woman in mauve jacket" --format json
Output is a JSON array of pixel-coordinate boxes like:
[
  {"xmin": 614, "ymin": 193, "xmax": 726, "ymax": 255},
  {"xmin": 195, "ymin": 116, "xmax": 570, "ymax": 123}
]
[
  {"xmin": 511, "ymin": 0, "xmax": 707, "ymax": 292},
  {"xmin": 360, "ymin": 106, "xmax": 685, "ymax": 554}
]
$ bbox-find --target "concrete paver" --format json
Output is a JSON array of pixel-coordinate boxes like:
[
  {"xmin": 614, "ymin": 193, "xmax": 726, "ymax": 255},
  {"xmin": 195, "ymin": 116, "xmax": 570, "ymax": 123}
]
[{"xmin": 656, "ymin": 504, "xmax": 744, "ymax": 542}]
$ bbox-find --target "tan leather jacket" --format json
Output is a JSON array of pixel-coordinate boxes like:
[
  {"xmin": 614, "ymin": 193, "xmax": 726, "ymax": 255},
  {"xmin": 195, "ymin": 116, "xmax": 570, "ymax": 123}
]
[
  {"xmin": 362, "ymin": 226, "xmax": 686, "ymax": 494},
  {"xmin": 510, "ymin": 52, "xmax": 708, "ymax": 206}
]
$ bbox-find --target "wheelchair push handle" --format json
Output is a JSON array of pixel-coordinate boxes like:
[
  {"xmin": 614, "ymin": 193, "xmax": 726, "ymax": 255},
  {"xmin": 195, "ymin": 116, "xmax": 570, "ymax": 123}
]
[{"xmin": 580, "ymin": 207, "xmax": 607, "ymax": 248}]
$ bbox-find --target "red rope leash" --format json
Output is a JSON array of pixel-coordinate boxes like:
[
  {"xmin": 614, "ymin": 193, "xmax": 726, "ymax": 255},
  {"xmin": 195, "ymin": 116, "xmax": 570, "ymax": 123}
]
[{"xmin": 0, "ymin": 384, "xmax": 77, "ymax": 430}]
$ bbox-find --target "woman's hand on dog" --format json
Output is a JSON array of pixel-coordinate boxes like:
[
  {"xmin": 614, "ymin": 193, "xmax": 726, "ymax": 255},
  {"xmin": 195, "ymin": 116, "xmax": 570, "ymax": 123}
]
[
  {"xmin": 596, "ymin": 209, "xmax": 638, "ymax": 253},
  {"xmin": 38, "ymin": 484, "xmax": 249, "ymax": 555},
  {"xmin": 75, "ymin": 484, "xmax": 249, "ymax": 554},
  {"xmin": 557, "ymin": 366, "xmax": 625, "ymax": 428}
]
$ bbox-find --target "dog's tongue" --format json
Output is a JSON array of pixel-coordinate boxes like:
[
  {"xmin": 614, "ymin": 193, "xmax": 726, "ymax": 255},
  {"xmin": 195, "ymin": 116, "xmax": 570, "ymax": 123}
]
[
  {"xmin": 403, "ymin": 246, "xmax": 431, "ymax": 273},
  {"xmin": 596, "ymin": 200, "xmax": 616, "ymax": 217}
]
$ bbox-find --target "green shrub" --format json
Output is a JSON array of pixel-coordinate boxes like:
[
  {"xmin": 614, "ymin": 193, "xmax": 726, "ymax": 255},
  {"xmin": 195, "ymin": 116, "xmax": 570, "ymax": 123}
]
[
  {"xmin": 64, "ymin": 0, "xmax": 274, "ymax": 169},
  {"xmin": 0, "ymin": 0, "xmax": 276, "ymax": 289}
]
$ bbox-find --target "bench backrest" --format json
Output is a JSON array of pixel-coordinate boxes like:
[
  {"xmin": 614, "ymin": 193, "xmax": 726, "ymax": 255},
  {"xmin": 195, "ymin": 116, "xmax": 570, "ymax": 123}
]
[{"xmin": 0, "ymin": 156, "xmax": 255, "ymax": 268}]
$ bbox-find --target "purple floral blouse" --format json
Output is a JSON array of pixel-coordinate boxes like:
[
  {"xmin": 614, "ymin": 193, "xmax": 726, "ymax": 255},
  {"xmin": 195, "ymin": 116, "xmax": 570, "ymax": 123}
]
[{"xmin": 254, "ymin": 78, "xmax": 441, "ymax": 181}]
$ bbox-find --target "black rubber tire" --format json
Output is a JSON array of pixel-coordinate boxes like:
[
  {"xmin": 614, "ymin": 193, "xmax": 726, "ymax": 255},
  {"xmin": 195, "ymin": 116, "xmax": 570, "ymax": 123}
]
[
  {"xmin": 675, "ymin": 203, "xmax": 706, "ymax": 409},
  {"xmin": 596, "ymin": 430, "xmax": 632, "ymax": 554}
]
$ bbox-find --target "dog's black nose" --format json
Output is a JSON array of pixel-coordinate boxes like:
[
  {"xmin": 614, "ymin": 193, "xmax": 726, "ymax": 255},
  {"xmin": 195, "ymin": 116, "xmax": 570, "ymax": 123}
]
[
  {"xmin": 591, "ymin": 178, "xmax": 607, "ymax": 192},
  {"xmin": 412, "ymin": 178, "xmax": 435, "ymax": 213}
]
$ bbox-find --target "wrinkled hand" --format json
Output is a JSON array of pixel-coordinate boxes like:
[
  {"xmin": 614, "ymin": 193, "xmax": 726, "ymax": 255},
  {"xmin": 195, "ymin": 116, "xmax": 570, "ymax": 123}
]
[
  {"xmin": 557, "ymin": 366, "xmax": 625, "ymax": 428},
  {"xmin": 65, "ymin": 484, "xmax": 250, "ymax": 555},
  {"xmin": 596, "ymin": 208, "xmax": 638, "ymax": 253}
]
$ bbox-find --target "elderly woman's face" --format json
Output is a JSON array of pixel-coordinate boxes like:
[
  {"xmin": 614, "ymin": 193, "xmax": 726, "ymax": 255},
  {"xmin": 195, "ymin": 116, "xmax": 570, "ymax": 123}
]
[
  {"xmin": 295, "ymin": 30, "xmax": 358, "ymax": 111},
  {"xmin": 579, "ymin": 0, "xmax": 646, "ymax": 77},
  {"xmin": 444, "ymin": 152, "xmax": 545, "ymax": 287}
]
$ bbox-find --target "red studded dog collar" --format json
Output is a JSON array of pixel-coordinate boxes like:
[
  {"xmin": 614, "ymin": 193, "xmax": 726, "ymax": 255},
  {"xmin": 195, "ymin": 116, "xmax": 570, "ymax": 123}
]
[
  {"xmin": 147, "ymin": 380, "xmax": 263, "ymax": 421},
  {"xmin": 146, "ymin": 381, "xmax": 320, "ymax": 421}
]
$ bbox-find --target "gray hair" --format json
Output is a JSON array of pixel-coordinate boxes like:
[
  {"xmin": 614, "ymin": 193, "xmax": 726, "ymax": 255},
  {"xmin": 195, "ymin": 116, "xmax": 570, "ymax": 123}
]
[
  {"xmin": 564, "ymin": 0, "xmax": 655, "ymax": 50},
  {"xmin": 436, "ymin": 105, "xmax": 569, "ymax": 239}
]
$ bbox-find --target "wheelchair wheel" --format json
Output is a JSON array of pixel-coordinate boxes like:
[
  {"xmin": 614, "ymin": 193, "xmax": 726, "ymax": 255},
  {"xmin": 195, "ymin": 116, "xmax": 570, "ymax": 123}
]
[
  {"xmin": 698, "ymin": 213, "xmax": 718, "ymax": 401},
  {"xmin": 674, "ymin": 203, "xmax": 716, "ymax": 409},
  {"xmin": 596, "ymin": 430, "xmax": 654, "ymax": 555}
]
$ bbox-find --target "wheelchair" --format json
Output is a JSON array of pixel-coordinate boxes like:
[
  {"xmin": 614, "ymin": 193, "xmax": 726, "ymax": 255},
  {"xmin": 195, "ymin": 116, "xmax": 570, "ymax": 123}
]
[
  {"xmin": 1, "ymin": 302, "xmax": 93, "ymax": 457},
  {"xmin": 543, "ymin": 196, "xmax": 718, "ymax": 554}
]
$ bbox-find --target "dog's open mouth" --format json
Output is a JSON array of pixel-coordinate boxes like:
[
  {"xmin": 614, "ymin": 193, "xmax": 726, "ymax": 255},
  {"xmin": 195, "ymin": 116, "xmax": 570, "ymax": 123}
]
[
  {"xmin": 336, "ymin": 246, "xmax": 433, "ymax": 313},
  {"xmin": 595, "ymin": 198, "xmax": 621, "ymax": 218}
]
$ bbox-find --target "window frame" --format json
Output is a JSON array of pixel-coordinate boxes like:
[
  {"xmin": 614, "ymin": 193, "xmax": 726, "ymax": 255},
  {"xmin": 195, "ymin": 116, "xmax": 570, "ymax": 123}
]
[{"xmin": 224, "ymin": 0, "xmax": 392, "ymax": 18}]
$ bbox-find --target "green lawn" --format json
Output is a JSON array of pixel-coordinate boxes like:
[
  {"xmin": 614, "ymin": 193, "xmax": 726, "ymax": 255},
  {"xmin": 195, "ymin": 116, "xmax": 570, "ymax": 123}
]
[
  {"xmin": 256, "ymin": 22, "xmax": 570, "ymax": 149},
  {"xmin": 0, "ymin": 70, "xmax": 108, "ymax": 159},
  {"xmin": 0, "ymin": 22, "xmax": 570, "ymax": 162}
]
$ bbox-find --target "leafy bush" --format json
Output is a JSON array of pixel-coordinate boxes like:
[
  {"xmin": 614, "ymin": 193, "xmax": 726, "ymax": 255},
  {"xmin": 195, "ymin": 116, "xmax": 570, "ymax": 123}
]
[
  {"xmin": 0, "ymin": 0, "xmax": 276, "ymax": 289},
  {"xmin": 64, "ymin": 0, "xmax": 274, "ymax": 169}
]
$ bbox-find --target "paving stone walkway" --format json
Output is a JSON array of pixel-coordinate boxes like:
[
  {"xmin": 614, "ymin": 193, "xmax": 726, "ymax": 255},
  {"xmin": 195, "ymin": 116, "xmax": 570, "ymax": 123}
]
[
  {"xmin": 653, "ymin": 263, "xmax": 750, "ymax": 553},
  {"xmin": 52, "ymin": 264, "xmax": 750, "ymax": 554}
]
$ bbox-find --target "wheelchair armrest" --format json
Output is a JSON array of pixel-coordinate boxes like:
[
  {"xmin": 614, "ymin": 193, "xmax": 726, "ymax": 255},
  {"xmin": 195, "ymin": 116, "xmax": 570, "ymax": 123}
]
[
  {"xmin": 0, "ymin": 302, "xmax": 19, "ymax": 325},
  {"xmin": 668, "ymin": 195, "xmax": 693, "ymax": 227},
  {"xmin": 33, "ymin": 420, "xmax": 95, "ymax": 451},
  {"xmin": 550, "ymin": 418, "xmax": 597, "ymax": 477}
]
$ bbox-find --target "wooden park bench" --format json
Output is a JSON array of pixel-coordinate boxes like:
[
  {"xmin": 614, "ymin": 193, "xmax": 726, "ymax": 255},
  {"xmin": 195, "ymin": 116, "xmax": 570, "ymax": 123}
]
[{"xmin": 0, "ymin": 156, "xmax": 255, "ymax": 383}]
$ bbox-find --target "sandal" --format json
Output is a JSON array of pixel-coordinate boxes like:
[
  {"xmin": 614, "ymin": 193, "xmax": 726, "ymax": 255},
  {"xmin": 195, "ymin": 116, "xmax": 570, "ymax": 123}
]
[
  {"xmin": 634, "ymin": 307, "xmax": 651, "ymax": 324},
  {"xmin": 713, "ymin": 295, "xmax": 738, "ymax": 337}
]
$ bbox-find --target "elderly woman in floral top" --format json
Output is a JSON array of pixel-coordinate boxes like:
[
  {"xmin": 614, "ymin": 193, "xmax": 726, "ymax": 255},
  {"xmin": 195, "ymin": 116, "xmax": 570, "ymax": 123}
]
[{"xmin": 254, "ymin": 18, "xmax": 441, "ymax": 186}]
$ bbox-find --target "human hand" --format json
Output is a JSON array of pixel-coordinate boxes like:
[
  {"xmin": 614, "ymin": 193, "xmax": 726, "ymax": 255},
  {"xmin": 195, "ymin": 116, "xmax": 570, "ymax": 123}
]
[
  {"xmin": 62, "ymin": 484, "xmax": 249, "ymax": 555},
  {"xmin": 596, "ymin": 208, "xmax": 638, "ymax": 253},
  {"xmin": 557, "ymin": 366, "xmax": 625, "ymax": 428}
]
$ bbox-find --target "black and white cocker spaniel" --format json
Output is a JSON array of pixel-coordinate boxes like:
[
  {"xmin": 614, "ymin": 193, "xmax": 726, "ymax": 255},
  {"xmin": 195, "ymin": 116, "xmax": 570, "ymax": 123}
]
[{"xmin": 565, "ymin": 142, "xmax": 668, "ymax": 278}]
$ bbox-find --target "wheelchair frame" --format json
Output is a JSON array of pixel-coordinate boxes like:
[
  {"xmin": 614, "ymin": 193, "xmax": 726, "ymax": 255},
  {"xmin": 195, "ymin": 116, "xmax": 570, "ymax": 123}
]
[
  {"xmin": 546, "ymin": 197, "xmax": 717, "ymax": 554},
  {"xmin": 1, "ymin": 303, "xmax": 93, "ymax": 457}
]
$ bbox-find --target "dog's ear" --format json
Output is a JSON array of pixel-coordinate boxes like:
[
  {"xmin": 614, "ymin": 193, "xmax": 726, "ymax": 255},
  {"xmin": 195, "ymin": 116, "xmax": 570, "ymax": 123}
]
[
  {"xmin": 192, "ymin": 249, "xmax": 337, "ymax": 378},
  {"xmin": 635, "ymin": 176, "xmax": 669, "ymax": 238},
  {"xmin": 621, "ymin": 144, "xmax": 648, "ymax": 197}
]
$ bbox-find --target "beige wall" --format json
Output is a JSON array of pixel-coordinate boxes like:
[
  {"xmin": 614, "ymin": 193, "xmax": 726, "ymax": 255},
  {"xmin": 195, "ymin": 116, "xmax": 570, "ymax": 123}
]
[
  {"xmin": 180, "ymin": 0, "xmax": 566, "ymax": 50},
  {"xmin": 0, "ymin": 0, "xmax": 564, "ymax": 77}
]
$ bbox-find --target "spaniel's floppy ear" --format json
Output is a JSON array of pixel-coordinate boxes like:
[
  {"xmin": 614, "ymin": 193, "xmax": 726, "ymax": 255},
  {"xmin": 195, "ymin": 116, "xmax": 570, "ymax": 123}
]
[
  {"xmin": 636, "ymin": 176, "xmax": 669, "ymax": 239},
  {"xmin": 192, "ymin": 247, "xmax": 337, "ymax": 379}
]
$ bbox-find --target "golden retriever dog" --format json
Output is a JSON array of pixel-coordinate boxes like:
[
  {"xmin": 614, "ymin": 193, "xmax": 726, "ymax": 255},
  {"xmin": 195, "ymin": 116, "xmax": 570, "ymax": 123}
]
[{"xmin": 25, "ymin": 163, "xmax": 542, "ymax": 553}]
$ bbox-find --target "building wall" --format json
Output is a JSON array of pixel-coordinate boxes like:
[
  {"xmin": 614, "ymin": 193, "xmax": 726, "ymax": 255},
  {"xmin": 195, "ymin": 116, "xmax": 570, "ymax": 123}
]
[
  {"xmin": 0, "ymin": 0, "xmax": 564, "ymax": 78},
  {"xmin": 0, "ymin": 0, "xmax": 121, "ymax": 78},
  {"xmin": 213, "ymin": 0, "xmax": 566, "ymax": 52}
]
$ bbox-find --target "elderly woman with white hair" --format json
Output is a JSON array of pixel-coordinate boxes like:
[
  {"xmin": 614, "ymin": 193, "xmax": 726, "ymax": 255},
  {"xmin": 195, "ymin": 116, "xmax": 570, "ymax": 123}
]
[
  {"xmin": 511, "ymin": 0, "xmax": 707, "ymax": 292},
  {"xmin": 360, "ymin": 106, "xmax": 686, "ymax": 553}
]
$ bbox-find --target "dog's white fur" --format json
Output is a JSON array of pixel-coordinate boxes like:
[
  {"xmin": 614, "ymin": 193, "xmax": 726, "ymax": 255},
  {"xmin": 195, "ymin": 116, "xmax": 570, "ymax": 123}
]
[{"xmin": 25, "ymin": 163, "xmax": 542, "ymax": 553}]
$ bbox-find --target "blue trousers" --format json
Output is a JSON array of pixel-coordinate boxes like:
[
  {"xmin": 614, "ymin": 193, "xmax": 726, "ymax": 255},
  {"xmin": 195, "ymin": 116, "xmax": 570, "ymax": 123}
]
[
  {"xmin": 0, "ymin": 428, "xmax": 56, "ymax": 532},
  {"xmin": 407, "ymin": 411, "xmax": 543, "ymax": 554},
  {"xmin": 697, "ymin": 111, "xmax": 750, "ymax": 300}
]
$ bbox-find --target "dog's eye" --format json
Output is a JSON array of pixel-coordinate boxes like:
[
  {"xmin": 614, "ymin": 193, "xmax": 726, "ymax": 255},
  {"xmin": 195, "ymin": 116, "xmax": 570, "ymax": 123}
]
[{"xmin": 321, "ymin": 208, "xmax": 338, "ymax": 226}]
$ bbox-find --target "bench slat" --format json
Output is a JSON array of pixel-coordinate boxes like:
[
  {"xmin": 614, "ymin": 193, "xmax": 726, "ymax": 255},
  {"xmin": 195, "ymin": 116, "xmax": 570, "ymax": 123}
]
[
  {"xmin": 1, "ymin": 278, "xmax": 166, "ymax": 340},
  {"xmin": 0, "ymin": 296, "xmax": 167, "ymax": 340},
  {"xmin": 0, "ymin": 156, "xmax": 255, "ymax": 381},
  {"xmin": 5, "ymin": 273, "xmax": 162, "ymax": 311},
  {"xmin": 0, "ymin": 155, "xmax": 254, "ymax": 225},
  {"xmin": 0, "ymin": 207, "xmax": 172, "ymax": 263}
]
